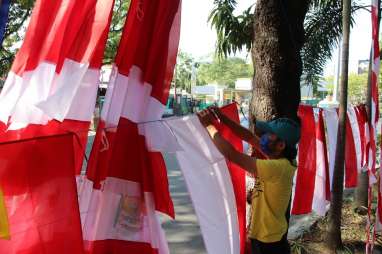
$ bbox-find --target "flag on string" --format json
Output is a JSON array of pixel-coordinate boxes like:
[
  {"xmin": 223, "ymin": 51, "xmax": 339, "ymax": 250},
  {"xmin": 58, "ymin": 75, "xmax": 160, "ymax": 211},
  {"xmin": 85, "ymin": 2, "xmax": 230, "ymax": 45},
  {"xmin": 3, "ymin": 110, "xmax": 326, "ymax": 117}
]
[
  {"xmin": 0, "ymin": 0, "xmax": 114, "ymax": 252},
  {"xmin": 0, "ymin": 0, "xmax": 114, "ymax": 174},
  {"xmin": 216, "ymin": 103, "xmax": 246, "ymax": 254},
  {"xmin": 167, "ymin": 104, "xmax": 242, "ymax": 254},
  {"xmin": 368, "ymin": 0, "xmax": 380, "ymax": 180},
  {"xmin": 312, "ymin": 108, "xmax": 330, "ymax": 216},
  {"xmin": 0, "ymin": 0, "xmax": 10, "ymax": 45},
  {"xmin": 291, "ymin": 105, "xmax": 316, "ymax": 215},
  {"xmin": 80, "ymin": 0, "xmax": 181, "ymax": 253}
]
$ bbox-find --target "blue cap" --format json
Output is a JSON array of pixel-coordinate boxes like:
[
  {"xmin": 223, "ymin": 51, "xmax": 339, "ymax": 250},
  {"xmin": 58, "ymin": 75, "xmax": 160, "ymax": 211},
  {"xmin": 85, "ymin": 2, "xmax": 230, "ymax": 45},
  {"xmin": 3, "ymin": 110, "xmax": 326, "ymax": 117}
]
[{"xmin": 255, "ymin": 118, "xmax": 300, "ymax": 148}]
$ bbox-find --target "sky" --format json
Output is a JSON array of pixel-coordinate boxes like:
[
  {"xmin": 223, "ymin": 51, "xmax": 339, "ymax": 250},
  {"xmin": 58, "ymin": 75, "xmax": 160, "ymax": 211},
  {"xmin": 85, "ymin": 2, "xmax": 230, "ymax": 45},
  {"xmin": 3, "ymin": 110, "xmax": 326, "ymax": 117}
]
[{"xmin": 179, "ymin": 0, "xmax": 373, "ymax": 76}]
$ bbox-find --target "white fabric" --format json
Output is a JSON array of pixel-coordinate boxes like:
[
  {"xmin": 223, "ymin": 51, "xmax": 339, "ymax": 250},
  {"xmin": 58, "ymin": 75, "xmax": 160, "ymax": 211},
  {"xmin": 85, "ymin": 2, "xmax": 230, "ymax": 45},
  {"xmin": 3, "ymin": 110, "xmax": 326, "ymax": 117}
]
[
  {"xmin": 78, "ymin": 177, "xmax": 169, "ymax": 254},
  {"xmin": 312, "ymin": 109, "xmax": 329, "ymax": 216},
  {"xmin": 167, "ymin": 115, "xmax": 240, "ymax": 254},
  {"xmin": 100, "ymin": 65, "xmax": 166, "ymax": 127},
  {"xmin": 323, "ymin": 108, "xmax": 338, "ymax": 190},
  {"xmin": 138, "ymin": 121, "xmax": 182, "ymax": 153},
  {"xmin": 0, "ymin": 60, "xmax": 99, "ymax": 130},
  {"xmin": 348, "ymin": 107, "xmax": 362, "ymax": 173}
]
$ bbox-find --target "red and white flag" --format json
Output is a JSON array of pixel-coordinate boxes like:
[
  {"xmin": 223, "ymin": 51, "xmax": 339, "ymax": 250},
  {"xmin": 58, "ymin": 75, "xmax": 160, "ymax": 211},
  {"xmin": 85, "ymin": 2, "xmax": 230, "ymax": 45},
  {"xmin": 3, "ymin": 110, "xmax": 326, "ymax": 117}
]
[
  {"xmin": 368, "ymin": 0, "xmax": 380, "ymax": 181},
  {"xmin": 80, "ymin": 1, "xmax": 181, "ymax": 253},
  {"xmin": 0, "ymin": 0, "xmax": 114, "ymax": 253},
  {"xmin": 167, "ymin": 103, "xmax": 244, "ymax": 254},
  {"xmin": 292, "ymin": 105, "xmax": 317, "ymax": 215}
]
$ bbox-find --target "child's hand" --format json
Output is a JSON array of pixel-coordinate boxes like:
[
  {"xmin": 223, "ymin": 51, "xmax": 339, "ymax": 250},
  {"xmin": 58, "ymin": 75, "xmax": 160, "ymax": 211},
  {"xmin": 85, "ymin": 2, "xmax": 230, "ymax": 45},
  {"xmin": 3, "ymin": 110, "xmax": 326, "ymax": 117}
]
[{"xmin": 197, "ymin": 110, "xmax": 216, "ymax": 127}]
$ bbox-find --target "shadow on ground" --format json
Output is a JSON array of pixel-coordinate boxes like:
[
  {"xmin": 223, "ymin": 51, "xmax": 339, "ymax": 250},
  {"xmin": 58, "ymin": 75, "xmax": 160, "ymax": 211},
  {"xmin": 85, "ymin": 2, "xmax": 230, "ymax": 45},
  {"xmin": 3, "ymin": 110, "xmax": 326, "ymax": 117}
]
[{"xmin": 161, "ymin": 153, "xmax": 207, "ymax": 254}]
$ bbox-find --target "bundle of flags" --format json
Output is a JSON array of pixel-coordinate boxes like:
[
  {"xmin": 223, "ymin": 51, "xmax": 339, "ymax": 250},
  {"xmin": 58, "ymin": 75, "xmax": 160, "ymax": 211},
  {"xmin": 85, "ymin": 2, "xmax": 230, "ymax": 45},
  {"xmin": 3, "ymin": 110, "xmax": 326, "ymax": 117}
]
[{"xmin": 0, "ymin": 0, "xmax": 381, "ymax": 253}]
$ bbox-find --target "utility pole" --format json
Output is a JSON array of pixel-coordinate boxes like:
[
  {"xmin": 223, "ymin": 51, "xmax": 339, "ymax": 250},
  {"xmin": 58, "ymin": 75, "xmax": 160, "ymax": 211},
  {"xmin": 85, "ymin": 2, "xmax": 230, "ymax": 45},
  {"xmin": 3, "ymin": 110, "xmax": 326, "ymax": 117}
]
[{"xmin": 327, "ymin": 0, "xmax": 351, "ymax": 251}]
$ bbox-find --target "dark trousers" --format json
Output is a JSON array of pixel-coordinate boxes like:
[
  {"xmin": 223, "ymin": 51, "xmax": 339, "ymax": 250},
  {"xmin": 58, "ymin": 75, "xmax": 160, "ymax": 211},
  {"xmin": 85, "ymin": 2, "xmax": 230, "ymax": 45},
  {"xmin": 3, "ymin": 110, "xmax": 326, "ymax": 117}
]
[{"xmin": 251, "ymin": 234, "xmax": 290, "ymax": 254}]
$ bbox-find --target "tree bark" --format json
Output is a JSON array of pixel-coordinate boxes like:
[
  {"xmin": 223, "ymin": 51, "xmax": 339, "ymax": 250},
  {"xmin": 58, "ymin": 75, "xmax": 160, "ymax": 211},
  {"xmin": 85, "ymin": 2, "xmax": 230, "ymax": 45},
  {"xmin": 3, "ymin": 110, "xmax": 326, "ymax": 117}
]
[
  {"xmin": 251, "ymin": 0, "xmax": 309, "ymax": 122},
  {"xmin": 327, "ymin": 0, "xmax": 351, "ymax": 251}
]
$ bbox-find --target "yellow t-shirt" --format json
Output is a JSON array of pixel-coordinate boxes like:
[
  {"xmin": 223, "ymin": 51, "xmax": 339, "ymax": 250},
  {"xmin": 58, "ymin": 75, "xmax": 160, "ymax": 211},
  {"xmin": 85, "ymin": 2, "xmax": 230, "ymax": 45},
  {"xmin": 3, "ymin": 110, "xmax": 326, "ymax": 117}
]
[
  {"xmin": 0, "ymin": 188, "xmax": 10, "ymax": 240},
  {"xmin": 248, "ymin": 158, "xmax": 296, "ymax": 243}
]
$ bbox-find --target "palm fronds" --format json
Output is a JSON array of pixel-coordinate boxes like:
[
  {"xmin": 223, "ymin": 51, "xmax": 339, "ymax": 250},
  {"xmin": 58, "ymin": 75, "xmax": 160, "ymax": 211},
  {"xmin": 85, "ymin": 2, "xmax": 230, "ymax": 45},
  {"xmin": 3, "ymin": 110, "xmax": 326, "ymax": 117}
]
[
  {"xmin": 208, "ymin": 0, "xmax": 254, "ymax": 58},
  {"xmin": 302, "ymin": 0, "xmax": 363, "ymax": 88}
]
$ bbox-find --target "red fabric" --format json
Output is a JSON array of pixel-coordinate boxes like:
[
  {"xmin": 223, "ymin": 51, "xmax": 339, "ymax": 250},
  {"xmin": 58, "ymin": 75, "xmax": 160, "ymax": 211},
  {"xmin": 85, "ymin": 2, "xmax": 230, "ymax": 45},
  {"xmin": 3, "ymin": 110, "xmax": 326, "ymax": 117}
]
[
  {"xmin": 0, "ymin": 120, "xmax": 90, "ymax": 175},
  {"xmin": 11, "ymin": 0, "xmax": 114, "ymax": 75},
  {"xmin": 84, "ymin": 240, "xmax": 159, "ymax": 254},
  {"xmin": 84, "ymin": 1, "xmax": 181, "ymax": 252},
  {"xmin": 292, "ymin": 105, "xmax": 316, "ymax": 215},
  {"xmin": 354, "ymin": 105, "xmax": 367, "ymax": 168},
  {"xmin": 317, "ymin": 110, "xmax": 331, "ymax": 201},
  {"xmin": 0, "ymin": 135, "xmax": 83, "ymax": 254},
  {"xmin": 115, "ymin": 0, "xmax": 181, "ymax": 104},
  {"xmin": 217, "ymin": 103, "xmax": 246, "ymax": 254},
  {"xmin": 86, "ymin": 119, "xmax": 175, "ymax": 218},
  {"xmin": 344, "ymin": 113, "xmax": 358, "ymax": 188}
]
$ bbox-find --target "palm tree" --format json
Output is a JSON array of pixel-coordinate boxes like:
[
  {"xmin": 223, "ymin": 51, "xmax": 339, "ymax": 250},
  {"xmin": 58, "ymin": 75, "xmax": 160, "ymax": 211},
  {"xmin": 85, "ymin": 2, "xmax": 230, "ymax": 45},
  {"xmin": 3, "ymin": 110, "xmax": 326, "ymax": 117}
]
[
  {"xmin": 209, "ymin": 0, "xmax": 367, "ymax": 121},
  {"xmin": 327, "ymin": 0, "xmax": 351, "ymax": 250}
]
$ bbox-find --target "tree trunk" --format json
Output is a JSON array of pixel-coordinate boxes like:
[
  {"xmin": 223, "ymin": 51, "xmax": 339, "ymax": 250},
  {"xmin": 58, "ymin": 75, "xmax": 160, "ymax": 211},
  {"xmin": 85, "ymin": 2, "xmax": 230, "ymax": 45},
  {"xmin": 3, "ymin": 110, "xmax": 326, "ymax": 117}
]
[
  {"xmin": 251, "ymin": 0, "xmax": 309, "ymax": 122},
  {"xmin": 327, "ymin": 0, "xmax": 351, "ymax": 251}
]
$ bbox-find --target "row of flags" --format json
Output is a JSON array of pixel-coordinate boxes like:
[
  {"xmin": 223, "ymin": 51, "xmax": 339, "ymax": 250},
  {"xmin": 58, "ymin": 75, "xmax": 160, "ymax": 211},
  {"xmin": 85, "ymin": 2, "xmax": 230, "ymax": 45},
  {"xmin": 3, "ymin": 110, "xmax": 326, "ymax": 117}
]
[
  {"xmin": 0, "ymin": 0, "xmax": 380, "ymax": 253},
  {"xmin": 0, "ymin": 0, "xmax": 182, "ymax": 253},
  {"xmin": 292, "ymin": 105, "xmax": 368, "ymax": 216}
]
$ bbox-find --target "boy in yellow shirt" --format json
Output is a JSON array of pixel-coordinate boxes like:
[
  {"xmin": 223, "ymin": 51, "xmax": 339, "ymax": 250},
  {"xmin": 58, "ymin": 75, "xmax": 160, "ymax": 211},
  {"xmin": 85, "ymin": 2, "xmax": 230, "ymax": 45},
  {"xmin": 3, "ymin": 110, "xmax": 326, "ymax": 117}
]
[{"xmin": 198, "ymin": 108, "xmax": 300, "ymax": 254}]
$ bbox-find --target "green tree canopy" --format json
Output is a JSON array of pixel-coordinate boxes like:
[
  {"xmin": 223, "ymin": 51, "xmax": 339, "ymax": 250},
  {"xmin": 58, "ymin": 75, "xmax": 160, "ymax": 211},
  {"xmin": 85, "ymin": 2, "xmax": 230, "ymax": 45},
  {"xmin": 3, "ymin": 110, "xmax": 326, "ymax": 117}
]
[
  {"xmin": 197, "ymin": 57, "xmax": 253, "ymax": 88},
  {"xmin": 209, "ymin": 0, "xmax": 368, "ymax": 90}
]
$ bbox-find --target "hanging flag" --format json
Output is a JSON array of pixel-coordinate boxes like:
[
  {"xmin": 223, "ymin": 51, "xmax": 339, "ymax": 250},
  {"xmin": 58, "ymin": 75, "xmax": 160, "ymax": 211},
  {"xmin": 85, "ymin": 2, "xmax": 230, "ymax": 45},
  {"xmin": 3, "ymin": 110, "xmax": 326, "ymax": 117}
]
[
  {"xmin": 216, "ymin": 103, "xmax": 246, "ymax": 254},
  {"xmin": 291, "ymin": 105, "xmax": 316, "ymax": 215},
  {"xmin": 0, "ymin": 0, "xmax": 114, "ymax": 252},
  {"xmin": 0, "ymin": 0, "xmax": 114, "ymax": 174},
  {"xmin": 0, "ymin": 0, "xmax": 10, "ymax": 44},
  {"xmin": 312, "ymin": 108, "xmax": 330, "ymax": 215},
  {"xmin": 368, "ymin": 0, "xmax": 380, "ymax": 180},
  {"xmin": 80, "ymin": 0, "xmax": 181, "ymax": 253},
  {"xmin": 323, "ymin": 108, "xmax": 338, "ymax": 192},
  {"xmin": 344, "ymin": 110, "xmax": 358, "ymax": 188},
  {"xmin": 0, "ymin": 187, "xmax": 9, "ymax": 240},
  {"xmin": 167, "ymin": 112, "xmax": 241, "ymax": 254},
  {"xmin": 354, "ymin": 105, "xmax": 368, "ymax": 169}
]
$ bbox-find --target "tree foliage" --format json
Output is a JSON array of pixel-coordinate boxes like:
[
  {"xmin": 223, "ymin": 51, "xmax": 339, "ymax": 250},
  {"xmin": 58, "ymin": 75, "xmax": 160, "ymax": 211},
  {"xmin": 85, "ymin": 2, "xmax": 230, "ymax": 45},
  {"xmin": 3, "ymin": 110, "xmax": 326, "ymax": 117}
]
[
  {"xmin": 208, "ymin": 0, "xmax": 254, "ymax": 58},
  {"xmin": 0, "ymin": 0, "xmax": 34, "ymax": 78},
  {"xmin": 209, "ymin": 0, "xmax": 371, "ymax": 88},
  {"xmin": 174, "ymin": 51, "xmax": 197, "ymax": 92},
  {"xmin": 197, "ymin": 57, "xmax": 253, "ymax": 88},
  {"xmin": 103, "ymin": 0, "xmax": 131, "ymax": 65}
]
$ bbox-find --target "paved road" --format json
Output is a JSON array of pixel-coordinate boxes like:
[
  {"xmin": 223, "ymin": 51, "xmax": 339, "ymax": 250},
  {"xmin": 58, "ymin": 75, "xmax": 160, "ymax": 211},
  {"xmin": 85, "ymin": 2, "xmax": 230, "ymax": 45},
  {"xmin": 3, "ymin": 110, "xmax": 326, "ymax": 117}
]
[
  {"xmin": 84, "ymin": 133, "xmax": 317, "ymax": 253},
  {"xmin": 161, "ymin": 153, "xmax": 207, "ymax": 254}
]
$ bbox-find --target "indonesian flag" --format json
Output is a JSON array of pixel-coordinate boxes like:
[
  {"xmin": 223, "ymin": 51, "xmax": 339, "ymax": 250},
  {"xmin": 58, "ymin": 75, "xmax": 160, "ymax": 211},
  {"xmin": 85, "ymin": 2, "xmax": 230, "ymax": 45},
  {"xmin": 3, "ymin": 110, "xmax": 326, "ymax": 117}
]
[
  {"xmin": 292, "ymin": 105, "xmax": 317, "ymax": 215},
  {"xmin": 167, "ymin": 103, "xmax": 243, "ymax": 254},
  {"xmin": 312, "ymin": 108, "xmax": 330, "ymax": 216},
  {"xmin": 80, "ymin": 0, "xmax": 181, "ymax": 253},
  {"xmin": 0, "ymin": 0, "xmax": 114, "ymax": 252},
  {"xmin": 370, "ymin": 0, "xmax": 382, "ymax": 227},
  {"xmin": 369, "ymin": 0, "xmax": 380, "ymax": 180}
]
